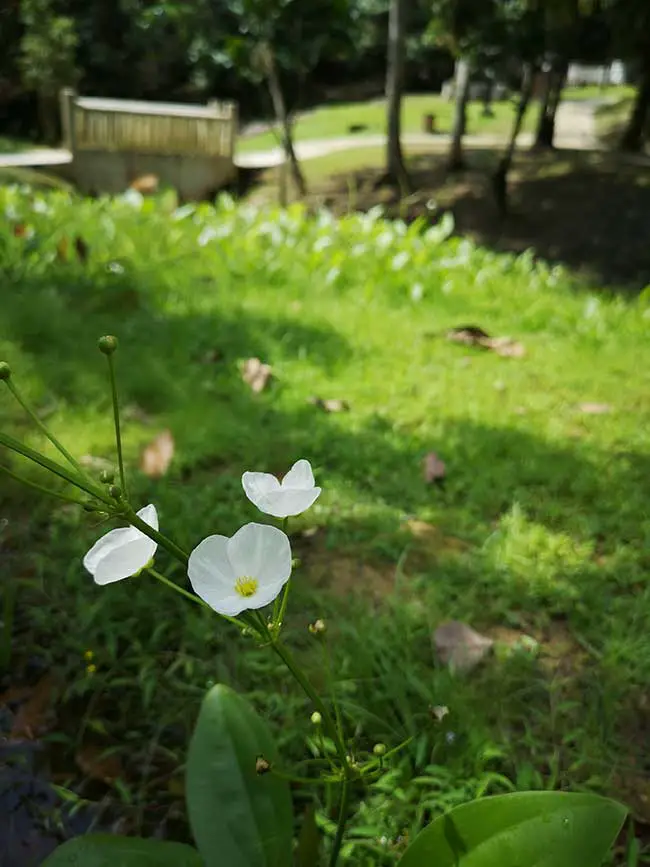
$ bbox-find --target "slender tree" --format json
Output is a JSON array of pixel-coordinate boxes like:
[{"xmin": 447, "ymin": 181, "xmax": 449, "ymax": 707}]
[{"xmin": 385, "ymin": 0, "xmax": 409, "ymax": 188}]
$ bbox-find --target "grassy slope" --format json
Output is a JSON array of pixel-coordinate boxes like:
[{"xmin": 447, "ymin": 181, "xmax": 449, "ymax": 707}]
[{"xmin": 1, "ymin": 186, "xmax": 650, "ymax": 862}]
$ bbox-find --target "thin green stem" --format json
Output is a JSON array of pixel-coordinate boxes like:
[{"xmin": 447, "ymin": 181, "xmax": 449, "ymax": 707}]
[
  {"xmin": 329, "ymin": 772, "xmax": 351, "ymax": 867},
  {"xmin": 271, "ymin": 638, "xmax": 348, "ymax": 770},
  {"xmin": 3, "ymin": 379, "xmax": 94, "ymax": 485},
  {"xmin": 0, "ymin": 462, "xmax": 87, "ymax": 506},
  {"xmin": 276, "ymin": 578, "xmax": 291, "ymax": 629},
  {"xmin": 322, "ymin": 638, "xmax": 345, "ymax": 750},
  {"xmin": 272, "ymin": 517, "xmax": 290, "ymax": 624},
  {"xmin": 106, "ymin": 354, "xmax": 127, "ymax": 499},
  {"xmin": 147, "ymin": 567, "xmax": 209, "ymax": 609},
  {"xmin": 146, "ymin": 567, "xmax": 243, "ymax": 629},
  {"xmin": 125, "ymin": 508, "xmax": 189, "ymax": 567},
  {"xmin": 0, "ymin": 429, "xmax": 111, "ymax": 504}
]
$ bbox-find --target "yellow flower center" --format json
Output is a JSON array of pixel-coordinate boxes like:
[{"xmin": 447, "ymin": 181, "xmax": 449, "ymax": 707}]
[{"xmin": 235, "ymin": 576, "xmax": 258, "ymax": 598}]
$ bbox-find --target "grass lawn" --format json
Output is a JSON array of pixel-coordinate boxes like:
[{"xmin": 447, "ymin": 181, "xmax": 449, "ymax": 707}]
[
  {"xmin": 237, "ymin": 93, "xmax": 535, "ymax": 154},
  {"xmin": 237, "ymin": 86, "xmax": 635, "ymax": 155},
  {"xmin": 1, "ymin": 184, "xmax": 650, "ymax": 863}
]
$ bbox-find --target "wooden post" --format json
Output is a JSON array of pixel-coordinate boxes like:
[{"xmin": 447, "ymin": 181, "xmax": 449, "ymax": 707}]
[{"xmin": 59, "ymin": 88, "xmax": 77, "ymax": 152}]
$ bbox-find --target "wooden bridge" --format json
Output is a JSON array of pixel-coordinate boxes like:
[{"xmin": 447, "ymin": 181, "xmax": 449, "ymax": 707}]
[{"xmin": 0, "ymin": 89, "xmax": 239, "ymax": 200}]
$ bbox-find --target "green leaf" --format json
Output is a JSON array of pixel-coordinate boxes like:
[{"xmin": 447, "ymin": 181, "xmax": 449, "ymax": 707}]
[
  {"xmin": 186, "ymin": 684, "xmax": 293, "ymax": 867},
  {"xmin": 41, "ymin": 835, "xmax": 203, "ymax": 866},
  {"xmin": 295, "ymin": 803, "xmax": 321, "ymax": 867},
  {"xmin": 397, "ymin": 791, "xmax": 627, "ymax": 867}
]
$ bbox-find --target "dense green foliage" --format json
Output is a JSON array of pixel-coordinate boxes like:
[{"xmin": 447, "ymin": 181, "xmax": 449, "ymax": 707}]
[
  {"xmin": 0, "ymin": 0, "xmax": 646, "ymax": 141},
  {"xmin": 1, "ymin": 186, "xmax": 649, "ymax": 862}
]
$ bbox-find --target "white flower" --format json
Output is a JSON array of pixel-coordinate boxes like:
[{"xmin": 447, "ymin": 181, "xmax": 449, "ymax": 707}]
[
  {"xmin": 83, "ymin": 504, "xmax": 158, "ymax": 585},
  {"xmin": 188, "ymin": 522, "xmax": 292, "ymax": 616},
  {"xmin": 242, "ymin": 459, "xmax": 321, "ymax": 518}
]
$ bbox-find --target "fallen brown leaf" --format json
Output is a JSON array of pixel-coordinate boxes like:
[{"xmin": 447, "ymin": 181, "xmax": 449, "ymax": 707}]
[
  {"xmin": 242, "ymin": 358, "xmax": 273, "ymax": 393},
  {"xmin": 423, "ymin": 452, "xmax": 446, "ymax": 483},
  {"xmin": 129, "ymin": 174, "xmax": 159, "ymax": 195},
  {"xmin": 577, "ymin": 402, "xmax": 611, "ymax": 414},
  {"xmin": 482, "ymin": 336, "xmax": 526, "ymax": 358},
  {"xmin": 12, "ymin": 223, "xmax": 28, "ymax": 238},
  {"xmin": 10, "ymin": 674, "xmax": 58, "ymax": 740},
  {"xmin": 446, "ymin": 325, "xmax": 491, "ymax": 344},
  {"xmin": 75, "ymin": 744, "xmax": 123, "ymax": 784},
  {"xmin": 433, "ymin": 621, "xmax": 494, "ymax": 672},
  {"xmin": 140, "ymin": 429, "xmax": 175, "ymax": 478},
  {"xmin": 307, "ymin": 397, "xmax": 350, "ymax": 413},
  {"xmin": 446, "ymin": 325, "xmax": 525, "ymax": 358}
]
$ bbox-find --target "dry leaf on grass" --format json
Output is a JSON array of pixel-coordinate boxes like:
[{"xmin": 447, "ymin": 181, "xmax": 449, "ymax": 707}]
[
  {"xmin": 307, "ymin": 396, "xmax": 350, "ymax": 413},
  {"xmin": 129, "ymin": 174, "xmax": 160, "ymax": 195},
  {"xmin": 446, "ymin": 325, "xmax": 525, "ymax": 358},
  {"xmin": 140, "ymin": 429, "xmax": 175, "ymax": 478},
  {"xmin": 423, "ymin": 452, "xmax": 446, "ymax": 483},
  {"xmin": 433, "ymin": 621, "xmax": 494, "ymax": 672},
  {"xmin": 242, "ymin": 358, "xmax": 273, "ymax": 393},
  {"xmin": 577, "ymin": 402, "xmax": 611, "ymax": 415},
  {"xmin": 75, "ymin": 744, "xmax": 123, "ymax": 784},
  {"xmin": 9, "ymin": 674, "xmax": 58, "ymax": 741}
]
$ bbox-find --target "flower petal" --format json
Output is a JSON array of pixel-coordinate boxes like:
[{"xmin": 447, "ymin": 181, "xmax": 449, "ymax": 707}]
[
  {"xmin": 242, "ymin": 471, "xmax": 281, "ymax": 511},
  {"xmin": 282, "ymin": 459, "xmax": 315, "ymax": 490},
  {"xmin": 227, "ymin": 522, "xmax": 292, "ymax": 587},
  {"xmin": 188, "ymin": 534, "xmax": 238, "ymax": 609},
  {"xmin": 263, "ymin": 487, "xmax": 322, "ymax": 518},
  {"xmin": 136, "ymin": 503, "xmax": 159, "ymax": 532},
  {"xmin": 83, "ymin": 526, "xmax": 137, "ymax": 576},
  {"xmin": 92, "ymin": 534, "xmax": 157, "ymax": 585}
]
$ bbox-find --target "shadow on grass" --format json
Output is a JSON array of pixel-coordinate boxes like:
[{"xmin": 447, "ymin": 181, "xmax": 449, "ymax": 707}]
[
  {"xmin": 286, "ymin": 147, "xmax": 650, "ymax": 294},
  {"xmin": 2, "ymin": 257, "xmax": 650, "ymax": 856}
]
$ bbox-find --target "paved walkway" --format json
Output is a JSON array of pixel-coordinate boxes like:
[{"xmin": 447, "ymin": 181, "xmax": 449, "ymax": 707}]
[{"xmin": 0, "ymin": 97, "xmax": 615, "ymax": 173}]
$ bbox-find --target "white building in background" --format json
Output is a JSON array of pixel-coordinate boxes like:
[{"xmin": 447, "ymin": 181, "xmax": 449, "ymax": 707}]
[{"xmin": 566, "ymin": 60, "xmax": 628, "ymax": 87}]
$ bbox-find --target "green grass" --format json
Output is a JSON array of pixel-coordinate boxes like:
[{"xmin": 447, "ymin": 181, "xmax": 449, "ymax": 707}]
[
  {"xmin": 237, "ymin": 93, "xmax": 535, "ymax": 154},
  {"xmin": 237, "ymin": 86, "xmax": 635, "ymax": 156},
  {"xmin": 1, "ymin": 185, "xmax": 650, "ymax": 863},
  {"xmin": 0, "ymin": 135, "xmax": 36, "ymax": 154}
]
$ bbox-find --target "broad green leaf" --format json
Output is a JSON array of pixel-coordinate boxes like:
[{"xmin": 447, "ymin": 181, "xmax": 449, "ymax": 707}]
[
  {"xmin": 397, "ymin": 791, "xmax": 627, "ymax": 867},
  {"xmin": 41, "ymin": 834, "xmax": 203, "ymax": 866},
  {"xmin": 186, "ymin": 684, "xmax": 293, "ymax": 867},
  {"xmin": 295, "ymin": 803, "xmax": 321, "ymax": 867}
]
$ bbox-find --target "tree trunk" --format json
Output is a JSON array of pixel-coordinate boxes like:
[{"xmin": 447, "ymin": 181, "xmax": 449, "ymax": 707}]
[
  {"xmin": 385, "ymin": 0, "xmax": 409, "ymax": 189},
  {"xmin": 265, "ymin": 52, "xmax": 307, "ymax": 198},
  {"xmin": 448, "ymin": 58, "xmax": 471, "ymax": 171},
  {"xmin": 620, "ymin": 59, "xmax": 650, "ymax": 152},
  {"xmin": 534, "ymin": 62, "xmax": 566, "ymax": 149},
  {"xmin": 492, "ymin": 63, "xmax": 534, "ymax": 218}
]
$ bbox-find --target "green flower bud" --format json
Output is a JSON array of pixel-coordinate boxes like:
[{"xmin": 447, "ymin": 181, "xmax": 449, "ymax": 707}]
[
  {"xmin": 99, "ymin": 469, "xmax": 115, "ymax": 484},
  {"xmin": 108, "ymin": 484, "xmax": 122, "ymax": 500},
  {"xmin": 373, "ymin": 743, "xmax": 387, "ymax": 757},
  {"xmin": 98, "ymin": 335, "xmax": 118, "ymax": 355},
  {"xmin": 310, "ymin": 711, "xmax": 322, "ymax": 726},
  {"xmin": 0, "ymin": 362, "xmax": 11, "ymax": 381}
]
